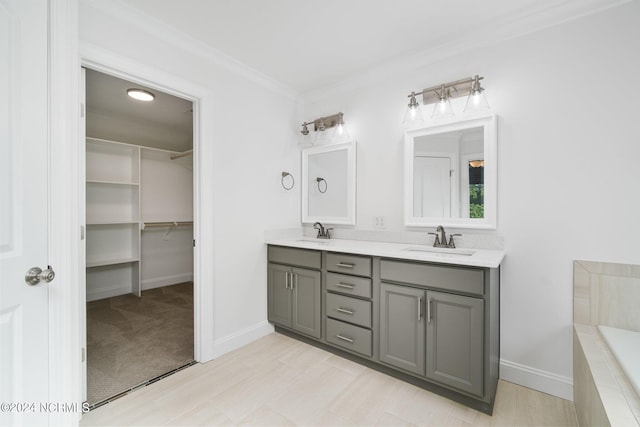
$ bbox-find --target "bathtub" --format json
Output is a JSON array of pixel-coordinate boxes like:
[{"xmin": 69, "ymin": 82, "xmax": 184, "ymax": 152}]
[
  {"xmin": 574, "ymin": 324, "xmax": 640, "ymax": 426},
  {"xmin": 598, "ymin": 326, "xmax": 640, "ymax": 399},
  {"xmin": 573, "ymin": 260, "xmax": 640, "ymax": 426}
]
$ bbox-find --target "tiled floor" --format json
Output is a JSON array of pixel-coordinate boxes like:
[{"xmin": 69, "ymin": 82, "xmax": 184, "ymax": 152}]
[{"xmin": 81, "ymin": 333, "xmax": 578, "ymax": 426}]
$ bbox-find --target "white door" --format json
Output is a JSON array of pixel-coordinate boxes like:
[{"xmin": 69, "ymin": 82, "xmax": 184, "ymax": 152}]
[
  {"xmin": 0, "ymin": 0, "xmax": 52, "ymax": 426},
  {"xmin": 413, "ymin": 156, "xmax": 452, "ymax": 217}
]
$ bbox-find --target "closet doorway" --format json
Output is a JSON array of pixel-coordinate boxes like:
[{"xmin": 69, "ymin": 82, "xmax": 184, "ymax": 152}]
[{"xmin": 83, "ymin": 68, "xmax": 195, "ymax": 407}]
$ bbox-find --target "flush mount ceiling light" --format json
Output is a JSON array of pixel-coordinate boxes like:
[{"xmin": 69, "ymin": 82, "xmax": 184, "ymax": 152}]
[
  {"xmin": 403, "ymin": 75, "xmax": 489, "ymax": 124},
  {"xmin": 127, "ymin": 88, "xmax": 155, "ymax": 102},
  {"xmin": 300, "ymin": 112, "xmax": 350, "ymax": 145}
]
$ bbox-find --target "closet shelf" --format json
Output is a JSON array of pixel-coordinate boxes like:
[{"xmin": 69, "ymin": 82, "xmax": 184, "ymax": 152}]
[{"xmin": 86, "ymin": 257, "xmax": 140, "ymax": 268}]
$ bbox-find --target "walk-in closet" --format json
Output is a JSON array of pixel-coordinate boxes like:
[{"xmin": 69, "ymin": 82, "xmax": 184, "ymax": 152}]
[{"xmin": 83, "ymin": 68, "xmax": 195, "ymax": 406}]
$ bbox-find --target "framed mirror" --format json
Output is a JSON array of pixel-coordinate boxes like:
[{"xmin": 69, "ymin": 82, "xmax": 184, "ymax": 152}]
[
  {"xmin": 404, "ymin": 114, "xmax": 497, "ymax": 229},
  {"xmin": 302, "ymin": 141, "xmax": 356, "ymax": 225}
]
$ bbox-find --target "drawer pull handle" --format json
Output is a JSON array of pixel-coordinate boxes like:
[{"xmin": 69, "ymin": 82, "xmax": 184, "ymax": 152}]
[
  {"xmin": 428, "ymin": 297, "xmax": 433, "ymax": 324},
  {"xmin": 336, "ymin": 262, "xmax": 355, "ymax": 268},
  {"xmin": 336, "ymin": 307, "xmax": 354, "ymax": 315},
  {"xmin": 336, "ymin": 334, "xmax": 354, "ymax": 343},
  {"xmin": 336, "ymin": 282, "xmax": 355, "ymax": 289}
]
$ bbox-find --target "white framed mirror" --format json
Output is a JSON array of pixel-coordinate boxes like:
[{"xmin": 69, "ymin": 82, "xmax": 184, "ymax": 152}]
[
  {"xmin": 302, "ymin": 141, "xmax": 356, "ymax": 225},
  {"xmin": 404, "ymin": 114, "xmax": 497, "ymax": 229}
]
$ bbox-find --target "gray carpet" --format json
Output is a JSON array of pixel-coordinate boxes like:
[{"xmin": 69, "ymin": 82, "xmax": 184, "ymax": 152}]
[{"xmin": 86, "ymin": 282, "xmax": 194, "ymax": 405}]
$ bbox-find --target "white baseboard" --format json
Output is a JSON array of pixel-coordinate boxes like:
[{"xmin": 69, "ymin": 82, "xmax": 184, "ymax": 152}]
[
  {"xmin": 141, "ymin": 273, "xmax": 193, "ymax": 291},
  {"xmin": 212, "ymin": 321, "xmax": 274, "ymax": 359},
  {"xmin": 86, "ymin": 284, "xmax": 130, "ymax": 302},
  {"xmin": 500, "ymin": 359, "xmax": 574, "ymax": 401}
]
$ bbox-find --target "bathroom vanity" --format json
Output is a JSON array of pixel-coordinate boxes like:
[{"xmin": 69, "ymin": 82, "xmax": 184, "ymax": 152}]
[{"xmin": 266, "ymin": 238, "xmax": 503, "ymax": 414}]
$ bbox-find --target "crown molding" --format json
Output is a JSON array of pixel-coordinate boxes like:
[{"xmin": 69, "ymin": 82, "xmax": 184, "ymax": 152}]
[
  {"xmin": 300, "ymin": 0, "xmax": 631, "ymax": 102},
  {"xmin": 80, "ymin": 0, "xmax": 299, "ymax": 100}
]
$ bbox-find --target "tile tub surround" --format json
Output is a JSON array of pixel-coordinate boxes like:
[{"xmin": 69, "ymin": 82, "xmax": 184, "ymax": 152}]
[
  {"xmin": 265, "ymin": 229, "xmax": 505, "ymax": 268},
  {"xmin": 573, "ymin": 260, "xmax": 640, "ymax": 329},
  {"xmin": 573, "ymin": 260, "xmax": 640, "ymax": 426}
]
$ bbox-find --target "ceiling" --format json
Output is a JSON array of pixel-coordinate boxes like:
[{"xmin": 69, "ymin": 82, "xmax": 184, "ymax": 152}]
[
  {"xmin": 85, "ymin": 68, "xmax": 193, "ymax": 152},
  {"xmin": 84, "ymin": 0, "xmax": 624, "ymax": 151},
  {"xmin": 120, "ymin": 0, "xmax": 622, "ymax": 94}
]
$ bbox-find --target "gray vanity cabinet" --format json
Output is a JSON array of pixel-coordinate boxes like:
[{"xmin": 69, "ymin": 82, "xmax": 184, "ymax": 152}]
[
  {"xmin": 379, "ymin": 284, "xmax": 484, "ymax": 394},
  {"xmin": 267, "ymin": 244, "xmax": 500, "ymax": 414},
  {"xmin": 268, "ymin": 247, "xmax": 322, "ymax": 340},
  {"xmin": 426, "ymin": 290, "xmax": 484, "ymax": 396},
  {"xmin": 379, "ymin": 283, "xmax": 426, "ymax": 375},
  {"xmin": 267, "ymin": 263, "xmax": 293, "ymax": 326},
  {"xmin": 379, "ymin": 260, "xmax": 491, "ymax": 399}
]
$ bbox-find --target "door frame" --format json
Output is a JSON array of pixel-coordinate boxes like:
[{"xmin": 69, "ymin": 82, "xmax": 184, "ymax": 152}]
[{"xmin": 78, "ymin": 44, "xmax": 216, "ymax": 390}]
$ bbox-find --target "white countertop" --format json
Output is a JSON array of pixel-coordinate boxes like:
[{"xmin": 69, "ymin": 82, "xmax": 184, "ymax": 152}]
[{"xmin": 265, "ymin": 237, "xmax": 505, "ymax": 268}]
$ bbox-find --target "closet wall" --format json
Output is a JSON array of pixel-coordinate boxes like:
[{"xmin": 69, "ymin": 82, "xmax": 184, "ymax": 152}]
[
  {"xmin": 140, "ymin": 148, "xmax": 193, "ymax": 290},
  {"xmin": 85, "ymin": 138, "xmax": 193, "ymax": 301}
]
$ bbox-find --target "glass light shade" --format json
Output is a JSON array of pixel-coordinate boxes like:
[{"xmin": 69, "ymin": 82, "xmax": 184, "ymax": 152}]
[
  {"xmin": 298, "ymin": 132, "xmax": 314, "ymax": 147},
  {"xmin": 403, "ymin": 103, "xmax": 425, "ymax": 125},
  {"xmin": 314, "ymin": 129, "xmax": 332, "ymax": 145},
  {"xmin": 464, "ymin": 90, "xmax": 490, "ymax": 112},
  {"xmin": 431, "ymin": 97, "xmax": 454, "ymax": 119},
  {"xmin": 331, "ymin": 121, "xmax": 351, "ymax": 143}
]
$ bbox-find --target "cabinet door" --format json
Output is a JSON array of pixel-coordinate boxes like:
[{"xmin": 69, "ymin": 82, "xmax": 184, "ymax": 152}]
[
  {"xmin": 268, "ymin": 264, "xmax": 292, "ymax": 327},
  {"xmin": 291, "ymin": 267, "xmax": 321, "ymax": 339},
  {"xmin": 379, "ymin": 283, "xmax": 425, "ymax": 376},
  {"xmin": 426, "ymin": 290, "xmax": 484, "ymax": 396}
]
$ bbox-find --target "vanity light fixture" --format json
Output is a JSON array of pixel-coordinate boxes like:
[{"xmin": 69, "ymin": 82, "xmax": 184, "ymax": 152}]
[
  {"xmin": 127, "ymin": 88, "xmax": 155, "ymax": 102},
  {"xmin": 402, "ymin": 91, "xmax": 425, "ymax": 125},
  {"xmin": 431, "ymin": 84, "xmax": 455, "ymax": 119},
  {"xmin": 404, "ymin": 75, "xmax": 489, "ymax": 122},
  {"xmin": 464, "ymin": 75, "xmax": 490, "ymax": 112},
  {"xmin": 300, "ymin": 112, "xmax": 349, "ymax": 145}
]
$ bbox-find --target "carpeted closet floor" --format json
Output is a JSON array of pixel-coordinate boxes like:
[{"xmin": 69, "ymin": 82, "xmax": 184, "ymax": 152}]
[{"xmin": 86, "ymin": 282, "xmax": 194, "ymax": 406}]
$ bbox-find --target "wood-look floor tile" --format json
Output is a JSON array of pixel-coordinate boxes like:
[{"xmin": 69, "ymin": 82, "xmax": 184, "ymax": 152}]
[
  {"xmin": 238, "ymin": 406, "xmax": 297, "ymax": 426},
  {"xmin": 81, "ymin": 333, "xmax": 579, "ymax": 427}
]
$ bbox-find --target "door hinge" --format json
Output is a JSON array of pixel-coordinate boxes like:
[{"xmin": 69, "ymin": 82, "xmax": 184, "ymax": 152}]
[
  {"xmin": 193, "ymin": 239, "xmax": 196, "ymax": 247},
  {"xmin": 80, "ymin": 225, "xmax": 85, "ymax": 240},
  {"xmin": 81, "ymin": 347, "xmax": 86, "ymax": 362},
  {"xmin": 80, "ymin": 103, "xmax": 85, "ymax": 118}
]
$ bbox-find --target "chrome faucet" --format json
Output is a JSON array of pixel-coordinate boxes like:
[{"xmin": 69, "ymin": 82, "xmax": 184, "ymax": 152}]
[
  {"xmin": 428, "ymin": 225, "xmax": 461, "ymax": 248},
  {"xmin": 313, "ymin": 222, "xmax": 333, "ymax": 239}
]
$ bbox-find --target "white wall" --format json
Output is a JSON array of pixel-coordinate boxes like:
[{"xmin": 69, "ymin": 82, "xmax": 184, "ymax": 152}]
[
  {"xmin": 140, "ymin": 148, "xmax": 194, "ymax": 290},
  {"xmin": 80, "ymin": 0, "xmax": 301, "ymax": 356},
  {"xmin": 301, "ymin": 2, "xmax": 640, "ymax": 398},
  {"xmin": 79, "ymin": 0, "xmax": 640, "ymax": 399}
]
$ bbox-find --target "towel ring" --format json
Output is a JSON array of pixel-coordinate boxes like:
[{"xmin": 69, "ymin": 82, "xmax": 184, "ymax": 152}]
[
  {"xmin": 281, "ymin": 171, "xmax": 294, "ymax": 190},
  {"xmin": 316, "ymin": 177, "xmax": 327, "ymax": 193}
]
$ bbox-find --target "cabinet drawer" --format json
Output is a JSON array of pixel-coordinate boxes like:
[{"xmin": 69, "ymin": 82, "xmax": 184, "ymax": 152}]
[
  {"xmin": 326, "ymin": 253, "xmax": 372, "ymax": 277},
  {"xmin": 268, "ymin": 246, "xmax": 321, "ymax": 270},
  {"xmin": 326, "ymin": 293, "xmax": 371, "ymax": 328},
  {"xmin": 380, "ymin": 260, "xmax": 484, "ymax": 296},
  {"xmin": 326, "ymin": 273, "xmax": 372, "ymax": 299},
  {"xmin": 326, "ymin": 318, "xmax": 372, "ymax": 357}
]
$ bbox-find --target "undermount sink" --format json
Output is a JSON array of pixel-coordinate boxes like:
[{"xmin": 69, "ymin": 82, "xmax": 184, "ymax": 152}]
[
  {"xmin": 402, "ymin": 246, "xmax": 476, "ymax": 256},
  {"xmin": 296, "ymin": 238, "xmax": 328, "ymax": 243}
]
